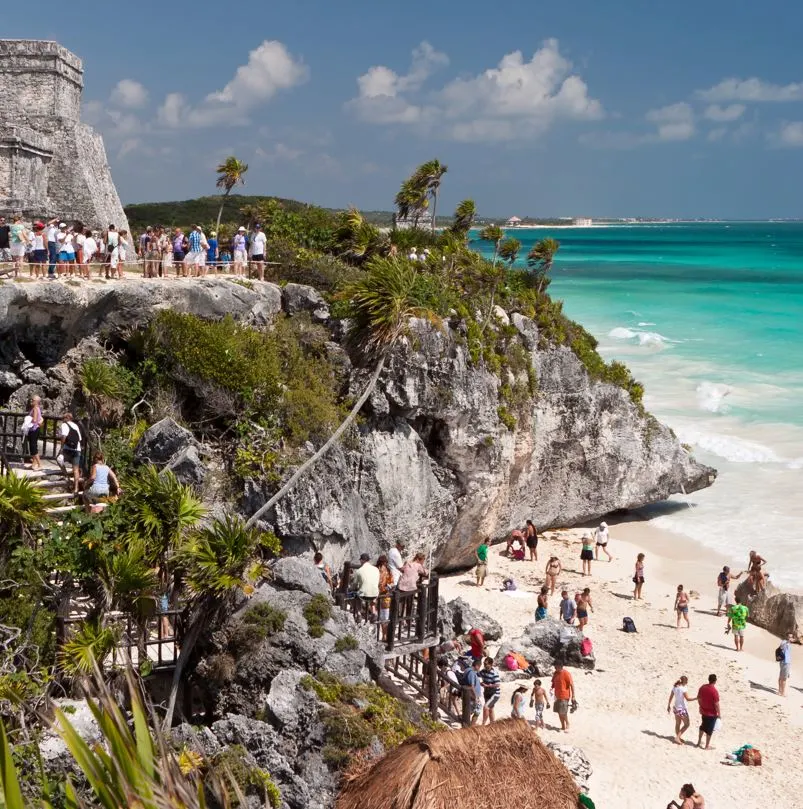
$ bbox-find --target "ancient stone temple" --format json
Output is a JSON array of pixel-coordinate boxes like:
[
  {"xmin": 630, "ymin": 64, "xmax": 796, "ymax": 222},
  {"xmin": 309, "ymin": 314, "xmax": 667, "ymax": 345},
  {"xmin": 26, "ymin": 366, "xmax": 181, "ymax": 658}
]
[{"xmin": 0, "ymin": 40, "xmax": 129, "ymax": 230}]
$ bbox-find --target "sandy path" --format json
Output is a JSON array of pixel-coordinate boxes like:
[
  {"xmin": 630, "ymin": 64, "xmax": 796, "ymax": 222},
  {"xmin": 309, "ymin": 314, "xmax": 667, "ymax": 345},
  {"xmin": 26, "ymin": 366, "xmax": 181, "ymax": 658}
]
[{"xmin": 438, "ymin": 523, "xmax": 803, "ymax": 809}]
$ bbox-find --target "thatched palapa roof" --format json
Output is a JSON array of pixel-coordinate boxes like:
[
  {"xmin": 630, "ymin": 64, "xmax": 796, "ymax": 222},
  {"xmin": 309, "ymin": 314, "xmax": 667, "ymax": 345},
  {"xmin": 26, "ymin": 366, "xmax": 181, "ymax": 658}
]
[{"xmin": 336, "ymin": 719, "xmax": 580, "ymax": 809}]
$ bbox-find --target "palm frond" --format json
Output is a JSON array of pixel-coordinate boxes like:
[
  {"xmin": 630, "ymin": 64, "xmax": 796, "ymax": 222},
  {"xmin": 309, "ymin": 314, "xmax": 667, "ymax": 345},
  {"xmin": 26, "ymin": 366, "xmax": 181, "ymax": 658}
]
[{"xmin": 58, "ymin": 620, "xmax": 118, "ymax": 676}]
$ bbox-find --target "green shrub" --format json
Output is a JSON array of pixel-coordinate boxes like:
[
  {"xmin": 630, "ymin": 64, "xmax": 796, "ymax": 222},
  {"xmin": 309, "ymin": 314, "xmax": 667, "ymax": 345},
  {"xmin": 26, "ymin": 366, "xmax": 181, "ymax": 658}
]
[
  {"xmin": 497, "ymin": 406, "xmax": 516, "ymax": 431},
  {"xmin": 229, "ymin": 603, "xmax": 287, "ymax": 652},
  {"xmin": 302, "ymin": 594, "xmax": 332, "ymax": 638},
  {"xmin": 208, "ymin": 744, "xmax": 281, "ymax": 807},
  {"xmin": 333, "ymin": 634, "xmax": 359, "ymax": 653}
]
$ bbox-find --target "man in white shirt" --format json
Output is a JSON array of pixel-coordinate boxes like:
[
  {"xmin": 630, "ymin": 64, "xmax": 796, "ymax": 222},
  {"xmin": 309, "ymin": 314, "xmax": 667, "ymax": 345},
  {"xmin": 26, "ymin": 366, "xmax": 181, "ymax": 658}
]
[
  {"xmin": 248, "ymin": 224, "xmax": 267, "ymax": 281},
  {"xmin": 388, "ymin": 540, "xmax": 405, "ymax": 586},
  {"xmin": 352, "ymin": 552, "xmax": 380, "ymax": 621},
  {"xmin": 45, "ymin": 218, "xmax": 59, "ymax": 277},
  {"xmin": 594, "ymin": 521, "xmax": 613, "ymax": 561},
  {"xmin": 58, "ymin": 412, "xmax": 83, "ymax": 494},
  {"xmin": 82, "ymin": 231, "xmax": 98, "ymax": 279}
]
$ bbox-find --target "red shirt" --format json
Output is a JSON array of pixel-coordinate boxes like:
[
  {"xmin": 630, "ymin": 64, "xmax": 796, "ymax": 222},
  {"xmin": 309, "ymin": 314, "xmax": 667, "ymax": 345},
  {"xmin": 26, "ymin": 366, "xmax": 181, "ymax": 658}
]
[
  {"xmin": 552, "ymin": 669, "xmax": 574, "ymax": 700},
  {"xmin": 468, "ymin": 628, "xmax": 485, "ymax": 658},
  {"xmin": 697, "ymin": 683, "xmax": 719, "ymax": 717}
]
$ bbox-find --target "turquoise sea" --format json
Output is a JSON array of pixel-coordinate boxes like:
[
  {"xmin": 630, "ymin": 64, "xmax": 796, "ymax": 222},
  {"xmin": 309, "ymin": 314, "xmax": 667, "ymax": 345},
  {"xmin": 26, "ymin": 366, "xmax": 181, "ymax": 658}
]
[{"xmin": 474, "ymin": 223, "xmax": 803, "ymax": 586}]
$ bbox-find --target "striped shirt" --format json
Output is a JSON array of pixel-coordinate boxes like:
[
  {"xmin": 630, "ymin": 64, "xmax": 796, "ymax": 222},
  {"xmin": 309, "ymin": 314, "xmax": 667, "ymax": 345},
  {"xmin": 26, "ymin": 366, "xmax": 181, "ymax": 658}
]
[
  {"xmin": 188, "ymin": 230, "xmax": 202, "ymax": 252},
  {"xmin": 479, "ymin": 667, "xmax": 501, "ymax": 695}
]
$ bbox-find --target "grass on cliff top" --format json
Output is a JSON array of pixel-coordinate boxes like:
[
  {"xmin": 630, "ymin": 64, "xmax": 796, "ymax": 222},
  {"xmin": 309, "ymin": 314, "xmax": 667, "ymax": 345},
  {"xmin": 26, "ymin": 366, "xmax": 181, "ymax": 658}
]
[{"xmin": 301, "ymin": 671, "xmax": 442, "ymax": 775}]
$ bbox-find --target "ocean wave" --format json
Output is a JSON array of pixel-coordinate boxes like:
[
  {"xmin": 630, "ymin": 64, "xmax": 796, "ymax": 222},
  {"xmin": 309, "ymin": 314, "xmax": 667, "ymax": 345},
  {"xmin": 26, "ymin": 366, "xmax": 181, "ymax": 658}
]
[
  {"xmin": 608, "ymin": 326, "xmax": 676, "ymax": 348},
  {"xmin": 696, "ymin": 381, "xmax": 731, "ymax": 413},
  {"xmin": 637, "ymin": 321, "xmax": 656, "ymax": 327},
  {"xmin": 676, "ymin": 427, "xmax": 783, "ymax": 463}
]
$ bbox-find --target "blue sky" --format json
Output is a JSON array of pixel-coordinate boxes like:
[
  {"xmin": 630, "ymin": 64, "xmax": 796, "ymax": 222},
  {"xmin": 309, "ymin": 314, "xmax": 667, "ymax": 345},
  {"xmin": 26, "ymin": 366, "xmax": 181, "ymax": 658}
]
[{"xmin": 8, "ymin": 0, "xmax": 803, "ymax": 217}]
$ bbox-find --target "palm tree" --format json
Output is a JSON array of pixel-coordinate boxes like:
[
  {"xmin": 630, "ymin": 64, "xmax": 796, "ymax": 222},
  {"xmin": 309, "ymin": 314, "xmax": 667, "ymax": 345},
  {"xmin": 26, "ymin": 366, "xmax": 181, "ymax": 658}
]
[
  {"xmin": 332, "ymin": 207, "xmax": 384, "ymax": 262},
  {"xmin": 499, "ymin": 237, "xmax": 522, "ymax": 267},
  {"xmin": 413, "ymin": 159, "xmax": 448, "ymax": 232},
  {"xmin": 163, "ymin": 515, "xmax": 272, "ymax": 729},
  {"xmin": 244, "ymin": 255, "xmax": 436, "ymax": 532},
  {"xmin": 394, "ymin": 179, "xmax": 428, "ymax": 228},
  {"xmin": 479, "ymin": 224, "xmax": 505, "ymax": 267},
  {"xmin": 214, "ymin": 156, "xmax": 249, "ymax": 236},
  {"xmin": 449, "ymin": 199, "xmax": 476, "ymax": 240},
  {"xmin": 527, "ymin": 237, "xmax": 560, "ymax": 293},
  {"xmin": 0, "ymin": 472, "xmax": 48, "ymax": 551}
]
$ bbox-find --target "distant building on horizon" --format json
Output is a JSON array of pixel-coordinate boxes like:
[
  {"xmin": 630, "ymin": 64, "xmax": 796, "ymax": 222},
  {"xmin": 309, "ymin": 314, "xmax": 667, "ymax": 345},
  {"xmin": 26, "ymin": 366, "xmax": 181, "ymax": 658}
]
[
  {"xmin": 394, "ymin": 210, "xmax": 433, "ymax": 230},
  {"xmin": 573, "ymin": 217, "xmax": 593, "ymax": 227},
  {"xmin": 506, "ymin": 216, "xmax": 522, "ymax": 227}
]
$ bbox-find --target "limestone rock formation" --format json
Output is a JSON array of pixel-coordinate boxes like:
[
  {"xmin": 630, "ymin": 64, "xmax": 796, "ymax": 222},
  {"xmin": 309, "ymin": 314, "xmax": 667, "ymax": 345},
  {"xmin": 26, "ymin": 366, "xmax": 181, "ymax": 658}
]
[
  {"xmin": 496, "ymin": 618, "xmax": 596, "ymax": 672},
  {"xmin": 0, "ymin": 40, "xmax": 128, "ymax": 230},
  {"xmin": 735, "ymin": 579, "xmax": 803, "ymax": 639},
  {"xmin": 547, "ymin": 743, "xmax": 593, "ymax": 794},
  {"xmin": 446, "ymin": 597, "xmax": 504, "ymax": 641}
]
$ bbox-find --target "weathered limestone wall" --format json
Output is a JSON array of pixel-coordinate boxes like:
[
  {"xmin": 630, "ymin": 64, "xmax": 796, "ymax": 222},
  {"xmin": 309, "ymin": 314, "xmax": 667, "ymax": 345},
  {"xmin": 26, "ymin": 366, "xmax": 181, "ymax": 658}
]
[{"xmin": 0, "ymin": 39, "xmax": 129, "ymax": 231}]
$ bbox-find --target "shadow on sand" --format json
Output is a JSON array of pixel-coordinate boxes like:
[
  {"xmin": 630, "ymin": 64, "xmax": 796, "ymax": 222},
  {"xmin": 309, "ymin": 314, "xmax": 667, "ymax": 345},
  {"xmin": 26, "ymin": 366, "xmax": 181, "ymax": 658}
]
[
  {"xmin": 641, "ymin": 729, "xmax": 687, "ymax": 746},
  {"xmin": 749, "ymin": 680, "xmax": 777, "ymax": 695}
]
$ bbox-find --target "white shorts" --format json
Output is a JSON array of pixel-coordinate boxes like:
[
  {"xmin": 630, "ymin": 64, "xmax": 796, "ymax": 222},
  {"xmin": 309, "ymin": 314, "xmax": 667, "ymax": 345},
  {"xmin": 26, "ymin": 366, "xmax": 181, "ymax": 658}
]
[
  {"xmin": 718, "ymin": 588, "xmax": 732, "ymax": 608},
  {"xmin": 10, "ymin": 244, "xmax": 26, "ymax": 258},
  {"xmin": 234, "ymin": 249, "xmax": 247, "ymax": 263},
  {"xmin": 184, "ymin": 250, "xmax": 204, "ymax": 266}
]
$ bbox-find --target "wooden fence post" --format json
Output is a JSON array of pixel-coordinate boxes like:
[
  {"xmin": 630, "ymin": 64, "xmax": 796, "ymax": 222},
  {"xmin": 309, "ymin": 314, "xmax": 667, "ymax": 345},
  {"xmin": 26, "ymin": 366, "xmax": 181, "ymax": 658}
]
[
  {"xmin": 386, "ymin": 591, "xmax": 399, "ymax": 652},
  {"xmin": 427, "ymin": 644, "xmax": 439, "ymax": 719},
  {"xmin": 461, "ymin": 686, "xmax": 474, "ymax": 728},
  {"xmin": 415, "ymin": 582, "xmax": 427, "ymax": 642}
]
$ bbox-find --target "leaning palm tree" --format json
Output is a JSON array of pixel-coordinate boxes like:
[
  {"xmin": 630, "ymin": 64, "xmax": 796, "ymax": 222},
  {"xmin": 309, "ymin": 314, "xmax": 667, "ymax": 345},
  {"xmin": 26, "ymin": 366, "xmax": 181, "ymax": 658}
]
[
  {"xmin": 244, "ymin": 255, "xmax": 436, "ymax": 532},
  {"xmin": 332, "ymin": 207, "xmax": 384, "ymax": 262},
  {"xmin": 394, "ymin": 179, "xmax": 428, "ymax": 228},
  {"xmin": 527, "ymin": 237, "xmax": 560, "ymax": 293},
  {"xmin": 479, "ymin": 224, "xmax": 505, "ymax": 268},
  {"xmin": 163, "ymin": 515, "xmax": 274, "ymax": 729},
  {"xmin": 413, "ymin": 159, "xmax": 448, "ymax": 232},
  {"xmin": 498, "ymin": 237, "xmax": 522, "ymax": 267},
  {"xmin": 214, "ymin": 156, "xmax": 249, "ymax": 235},
  {"xmin": 449, "ymin": 199, "xmax": 477, "ymax": 240}
]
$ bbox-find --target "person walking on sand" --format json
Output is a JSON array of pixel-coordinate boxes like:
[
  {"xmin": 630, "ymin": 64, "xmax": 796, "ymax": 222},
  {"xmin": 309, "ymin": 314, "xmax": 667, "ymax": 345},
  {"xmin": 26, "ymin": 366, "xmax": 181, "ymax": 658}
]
[
  {"xmin": 580, "ymin": 534, "xmax": 594, "ymax": 576},
  {"xmin": 577, "ymin": 588, "xmax": 593, "ymax": 630},
  {"xmin": 545, "ymin": 556, "xmax": 562, "ymax": 595},
  {"xmin": 778, "ymin": 632, "xmax": 793, "ymax": 696},
  {"xmin": 726, "ymin": 596, "xmax": 749, "ymax": 652},
  {"xmin": 716, "ymin": 565, "xmax": 742, "ymax": 616},
  {"xmin": 551, "ymin": 662, "xmax": 575, "ymax": 732},
  {"xmin": 511, "ymin": 685, "xmax": 528, "ymax": 719},
  {"xmin": 559, "ymin": 589, "xmax": 576, "ymax": 625},
  {"xmin": 667, "ymin": 675, "xmax": 696, "ymax": 744},
  {"xmin": 675, "ymin": 584, "xmax": 691, "ymax": 629},
  {"xmin": 696, "ymin": 674, "xmax": 720, "ymax": 749},
  {"xmin": 594, "ymin": 521, "xmax": 613, "ymax": 561},
  {"xmin": 535, "ymin": 586, "xmax": 549, "ymax": 621},
  {"xmin": 666, "ymin": 784, "xmax": 705, "ymax": 809},
  {"xmin": 633, "ymin": 553, "xmax": 646, "ymax": 600},
  {"xmin": 475, "ymin": 538, "xmax": 489, "ymax": 587},
  {"xmin": 525, "ymin": 519, "xmax": 538, "ymax": 561},
  {"xmin": 479, "ymin": 657, "xmax": 501, "ymax": 724},
  {"xmin": 530, "ymin": 679, "xmax": 549, "ymax": 729}
]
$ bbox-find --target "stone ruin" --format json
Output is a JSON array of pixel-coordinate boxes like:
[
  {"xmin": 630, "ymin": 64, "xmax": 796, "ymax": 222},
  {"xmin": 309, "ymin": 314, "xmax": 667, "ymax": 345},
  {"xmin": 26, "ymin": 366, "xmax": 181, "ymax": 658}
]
[{"xmin": 0, "ymin": 40, "xmax": 129, "ymax": 231}]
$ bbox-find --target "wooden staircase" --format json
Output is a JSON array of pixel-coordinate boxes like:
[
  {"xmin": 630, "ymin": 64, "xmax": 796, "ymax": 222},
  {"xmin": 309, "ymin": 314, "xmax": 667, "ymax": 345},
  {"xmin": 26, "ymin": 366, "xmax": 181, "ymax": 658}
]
[{"xmin": 8, "ymin": 461, "xmax": 82, "ymax": 518}]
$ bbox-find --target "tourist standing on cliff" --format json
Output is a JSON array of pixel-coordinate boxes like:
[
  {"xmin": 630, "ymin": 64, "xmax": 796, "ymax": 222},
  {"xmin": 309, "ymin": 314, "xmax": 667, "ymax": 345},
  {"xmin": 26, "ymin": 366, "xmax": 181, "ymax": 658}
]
[
  {"xmin": 0, "ymin": 215, "xmax": 10, "ymax": 266},
  {"xmin": 696, "ymin": 674, "xmax": 720, "ymax": 749},
  {"xmin": 56, "ymin": 224, "xmax": 75, "ymax": 277},
  {"xmin": 172, "ymin": 228, "xmax": 186, "ymax": 275},
  {"xmin": 233, "ymin": 227, "xmax": 247, "ymax": 275},
  {"xmin": 249, "ymin": 223, "xmax": 267, "ymax": 281},
  {"xmin": 715, "ymin": 566, "xmax": 742, "ymax": 616},
  {"xmin": 29, "ymin": 223, "xmax": 47, "ymax": 278},
  {"xmin": 9, "ymin": 215, "xmax": 30, "ymax": 277},
  {"xmin": 207, "ymin": 231, "xmax": 219, "ymax": 270},
  {"xmin": 594, "ymin": 521, "xmax": 613, "ymax": 561},
  {"xmin": 185, "ymin": 225, "xmax": 206, "ymax": 277},
  {"xmin": 778, "ymin": 632, "xmax": 793, "ymax": 696},
  {"xmin": 475, "ymin": 538, "xmax": 489, "ymax": 586},
  {"xmin": 388, "ymin": 540, "xmax": 404, "ymax": 586},
  {"xmin": 81, "ymin": 229, "xmax": 97, "ymax": 279},
  {"xmin": 104, "ymin": 225, "xmax": 119, "ymax": 277},
  {"xmin": 580, "ymin": 535, "xmax": 594, "ymax": 576},
  {"xmin": 45, "ymin": 218, "xmax": 59, "ymax": 278},
  {"xmin": 726, "ymin": 597, "xmax": 749, "ymax": 651}
]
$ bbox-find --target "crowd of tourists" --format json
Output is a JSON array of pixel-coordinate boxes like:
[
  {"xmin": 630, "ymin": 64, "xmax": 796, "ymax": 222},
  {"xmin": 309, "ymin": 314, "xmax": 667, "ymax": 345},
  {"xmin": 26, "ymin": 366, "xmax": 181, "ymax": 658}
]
[{"xmin": 0, "ymin": 214, "xmax": 274, "ymax": 281}]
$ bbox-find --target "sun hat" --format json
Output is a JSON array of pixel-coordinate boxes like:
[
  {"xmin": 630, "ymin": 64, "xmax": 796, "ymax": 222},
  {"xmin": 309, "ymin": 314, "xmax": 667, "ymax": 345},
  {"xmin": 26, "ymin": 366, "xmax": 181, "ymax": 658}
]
[
  {"xmin": 600, "ymin": 521, "xmax": 608, "ymax": 529},
  {"xmin": 210, "ymin": 231, "xmax": 217, "ymax": 236},
  {"xmin": 238, "ymin": 226, "xmax": 246, "ymax": 232},
  {"xmin": 59, "ymin": 222, "xmax": 66, "ymax": 228}
]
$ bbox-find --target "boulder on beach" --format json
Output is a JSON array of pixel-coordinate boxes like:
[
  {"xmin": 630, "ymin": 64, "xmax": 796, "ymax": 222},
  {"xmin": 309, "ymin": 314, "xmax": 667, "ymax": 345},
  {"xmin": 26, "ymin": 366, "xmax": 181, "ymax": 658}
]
[{"xmin": 447, "ymin": 596, "xmax": 503, "ymax": 641}]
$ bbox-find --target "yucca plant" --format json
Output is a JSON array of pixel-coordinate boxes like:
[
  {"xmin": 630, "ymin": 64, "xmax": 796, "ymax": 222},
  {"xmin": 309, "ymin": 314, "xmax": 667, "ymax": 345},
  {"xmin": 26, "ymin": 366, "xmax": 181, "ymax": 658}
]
[
  {"xmin": 80, "ymin": 358, "xmax": 126, "ymax": 426},
  {"xmin": 0, "ymin": 471, "xmax": 49, "ymax": 550},
  {"xmin": 331, "ymin": 207, "xmax": 384, "ymax": 262},
  {"xmin": 58, "ymin": 620, "xmax": 118, "ymax": 677}
]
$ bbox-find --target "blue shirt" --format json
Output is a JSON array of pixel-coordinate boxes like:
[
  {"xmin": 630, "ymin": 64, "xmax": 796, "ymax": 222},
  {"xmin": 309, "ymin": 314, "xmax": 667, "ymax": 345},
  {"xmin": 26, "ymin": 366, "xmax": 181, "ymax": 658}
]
[
  {"xmin": 207, "ymin": 238, "xmax": 218, "ymax": 261},
  {"xmin": 560, "ymin": 597, "xmax": 576, "ymax": 622},
  {"xmin": 465, "ymin": 668, "xmax": 482, "ymax": 699},
  {"xmin": 188, "ymin": 230, "xmax": 202, "ymax": 252},
  {"xmin": 781, "ymin": 640, "xmax": 792, "ymax": 664}
]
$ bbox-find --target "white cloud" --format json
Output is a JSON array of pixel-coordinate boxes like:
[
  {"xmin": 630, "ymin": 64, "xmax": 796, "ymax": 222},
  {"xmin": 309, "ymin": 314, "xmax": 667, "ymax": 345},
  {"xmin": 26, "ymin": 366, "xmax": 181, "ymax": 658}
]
[
  {"xmin": 778, "ymin": 122, "xmax": 803, "ymax": 147},
  {"xmin": 350, "ymin": 41, "xmax": 448, "ymax": 124},
  {"xmin": 707, "ymin": 127, "xmax": 727, "ymax": 142},
  {"xmin": 704, "ymin": 103, "xmax": 746, "ymax": 122},
  {"xmin": 349, "ymin": 38, "xmax": 603, "ymax": 141},
  {"xmin": 157, "ymin": 40, "xmax": 307, "ymax": 129},
  {"xmin": 645, "ymin": 102, "xmax": 695, "ymax": 141},
  {"xmin": 697, "ymin": 78, "xmax": 803, "ymax": 103},
  {"xmin": 111, "ymin": 79, "xmax": 149, "ymax": 109}
]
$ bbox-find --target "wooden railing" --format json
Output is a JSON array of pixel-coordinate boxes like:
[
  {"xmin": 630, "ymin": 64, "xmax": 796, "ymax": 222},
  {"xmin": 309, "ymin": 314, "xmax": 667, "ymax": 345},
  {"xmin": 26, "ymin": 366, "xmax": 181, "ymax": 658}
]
[
  {"xmin": 335, "ymin": 566, "xmax": 439, "ymax": 652},
  {"xmin": 0, "ymin": 411, "xmax": 91, "ymax": 475}
]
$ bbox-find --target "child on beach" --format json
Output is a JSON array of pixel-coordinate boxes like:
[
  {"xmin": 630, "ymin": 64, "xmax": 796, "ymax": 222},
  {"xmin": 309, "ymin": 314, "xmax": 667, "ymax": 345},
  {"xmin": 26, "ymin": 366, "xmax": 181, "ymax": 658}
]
[
  {"xmin": 535, "ymin": 587, "xmax": 549, "ymax": 621},
  {"xmin": 511, "ymin": 686, "xmax": 528, "ymax": 718},
  {"xmin": 529, "ymin": 679, "xmax": 549, "ymax": 728},
  {"xmin": 633, "ymin": 553, "xmax": 646, "ymax": 600},
  {"xmin": 675, "ymin": 584, "xmax": 691, "ymax": 628},
  {"xmin": 666, "ymin": 675, "xmax": 695, "ymax": 744},
  {"xmin": 577, "ymin": 588, "xmax": 593, "ymax": 630}
]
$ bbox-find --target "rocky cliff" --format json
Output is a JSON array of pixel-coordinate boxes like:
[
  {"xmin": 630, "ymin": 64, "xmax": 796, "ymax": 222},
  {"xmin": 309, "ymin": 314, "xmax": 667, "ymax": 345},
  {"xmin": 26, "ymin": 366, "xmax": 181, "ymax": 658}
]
[{"xmin": 0, "ymin": 278, "xmax": 715, "ymax": 569}]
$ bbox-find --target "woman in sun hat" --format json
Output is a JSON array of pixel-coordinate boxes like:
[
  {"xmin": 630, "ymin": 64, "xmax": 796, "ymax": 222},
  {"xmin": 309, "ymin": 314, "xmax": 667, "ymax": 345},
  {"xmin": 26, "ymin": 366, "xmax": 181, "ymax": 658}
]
[{"xmin": 232, "ymin": 227, "xmax": 247, "ymax": 275}]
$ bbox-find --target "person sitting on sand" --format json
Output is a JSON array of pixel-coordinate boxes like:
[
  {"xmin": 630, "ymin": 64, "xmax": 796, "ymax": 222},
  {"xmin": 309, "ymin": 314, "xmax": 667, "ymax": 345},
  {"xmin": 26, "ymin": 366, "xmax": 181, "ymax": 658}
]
[
  {"xmin": 726, "ymin": 596, "xmax": 749, "ymax": 652},
  {"xmin": 577, "ymin": 588, "xmax": 593, "ymax": 630},
  {"xmin": 666, "ymin": 675, "xmax": 696, "ymax": 744},
  {"xmin": 580, "ymin": 534, "xmax": 594, "ymax": 576},
  {"xmin": 559, "ymin": 590, "xmax": 576, "ymax": 625},
  {"xmin": 475, "ymin": 538, "xmax": 489, "ymax": 587},
  {"xmin": 530, "ymin": 678, "xmax": 549, "ymax": 729},
  {"xmin": 545, "ymin": 556, "xmax": 562, "ymax": 595},
  {"xmin": 535, "ymin": 587, "xmax": 549, "ymax": 621},
  {"xmin": 747, "ymin": 550, "xmax": 768, "ymax": 594},
  {"xmin": 507, "ymin": 529, "xmax": 525, "ymax": 558},
  {"xmin": 667, "ymin": 784, "xmax": 705, "ymax": 809},
  {"xmin": 633, "ymin": 553, "xmax": 646, "ymax": 600},
  {"xmin": 674, "ymin": 584, "xmax": 691, "ymax": 629},
  {"xmin": 715, "ymin": 565, "xmax": 742, "ymax": 616},
  {"xmin": 594, "ymin": 521, "xmax": 613, "ymax": 561}
]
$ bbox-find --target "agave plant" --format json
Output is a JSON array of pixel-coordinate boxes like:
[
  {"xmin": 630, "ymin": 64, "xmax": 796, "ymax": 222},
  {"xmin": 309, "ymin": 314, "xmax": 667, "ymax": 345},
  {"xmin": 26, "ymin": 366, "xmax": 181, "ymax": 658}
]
[
  {"xmin": 80, "ymin": 358, "xmax": 126, "ymax": 426},
  {"xmin": 0, "ymin": 471, "xmax": 49, "ymax": 550},
  {"xmin": 58, "ymin": 620, "xmax": 118, "ymax": 677}
]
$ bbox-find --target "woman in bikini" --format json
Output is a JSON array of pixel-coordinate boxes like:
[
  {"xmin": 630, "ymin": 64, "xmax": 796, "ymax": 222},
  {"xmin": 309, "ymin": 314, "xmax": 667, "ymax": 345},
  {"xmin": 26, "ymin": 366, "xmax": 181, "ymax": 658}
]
[
  {"xmin": 666, "ymin": 675, "xmax": 696, "ymax": 744},
  {"xmin": 545, "ymin": 556, "xmax": 562, "ymax": 595},
  {"xmin": 666, "ymin": 783, "xmax": 705, "ymax": 809},
  {"xmin": 674, "ymin": 584, "xmax": 691, "ymax": 628},
  {"xmin": 633, "ymin": 553, "xmax": 646, "ymax": 600},
  {"xmin": 576, "ymin": 588, "xmax": 593, "ymax": 630},
  {"xmin": 747, "ymin": 550, "xmax": 767, "ymax": 594}
]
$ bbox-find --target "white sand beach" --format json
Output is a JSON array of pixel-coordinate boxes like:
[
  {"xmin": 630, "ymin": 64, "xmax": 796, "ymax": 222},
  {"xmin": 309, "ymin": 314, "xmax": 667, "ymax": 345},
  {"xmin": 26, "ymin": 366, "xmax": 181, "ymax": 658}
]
[{"xmin": 439, "ymin": 520, "xmax": 803, "ymax": 809}]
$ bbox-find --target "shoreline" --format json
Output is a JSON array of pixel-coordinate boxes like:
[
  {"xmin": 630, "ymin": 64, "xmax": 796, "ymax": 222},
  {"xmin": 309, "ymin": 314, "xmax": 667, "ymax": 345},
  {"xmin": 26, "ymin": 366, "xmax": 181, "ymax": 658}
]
[{"xmin": 438, "ymin": 518, "xmax": 803, "ymax": 808}]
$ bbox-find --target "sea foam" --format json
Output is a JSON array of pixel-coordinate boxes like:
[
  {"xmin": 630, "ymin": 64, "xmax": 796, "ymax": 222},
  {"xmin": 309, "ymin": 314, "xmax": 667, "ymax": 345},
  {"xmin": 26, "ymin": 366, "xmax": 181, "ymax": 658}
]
[
  {"xmin": 696, "ymin": 381, "xmax": 731, "ymax": 413},
  {"xmin": 608, "ymin": 326, "xmax": 675, "ymax": 348}
]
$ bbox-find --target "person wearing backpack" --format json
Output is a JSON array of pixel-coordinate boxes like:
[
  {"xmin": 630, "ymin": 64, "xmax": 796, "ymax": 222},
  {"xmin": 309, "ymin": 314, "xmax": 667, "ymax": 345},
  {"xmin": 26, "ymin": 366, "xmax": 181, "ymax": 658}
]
[
  {"xmin": 715, "ymin": 565, "xmax": 743, "ymax": 616},
  {"xmin": 777, "ymin": 632, "xmax": 794, "ymax": 696},
  {"xmin": 58, "ymin": 412, "xmax": 83, "ymax": 494}
]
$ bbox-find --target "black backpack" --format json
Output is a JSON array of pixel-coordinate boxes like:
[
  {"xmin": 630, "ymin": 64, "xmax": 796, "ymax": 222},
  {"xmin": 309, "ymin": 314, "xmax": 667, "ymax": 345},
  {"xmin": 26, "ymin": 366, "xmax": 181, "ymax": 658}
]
[
  {"xmin": 622, "ymin": 616, "xmax": 638, "ymax": 633},
  {"xmin": 64, "ymin": 422, "xmax": 81, "ymax": 450},
  {"xmin": 775, "ymin": 645, "xmax": 785, "ymax": 662}
]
